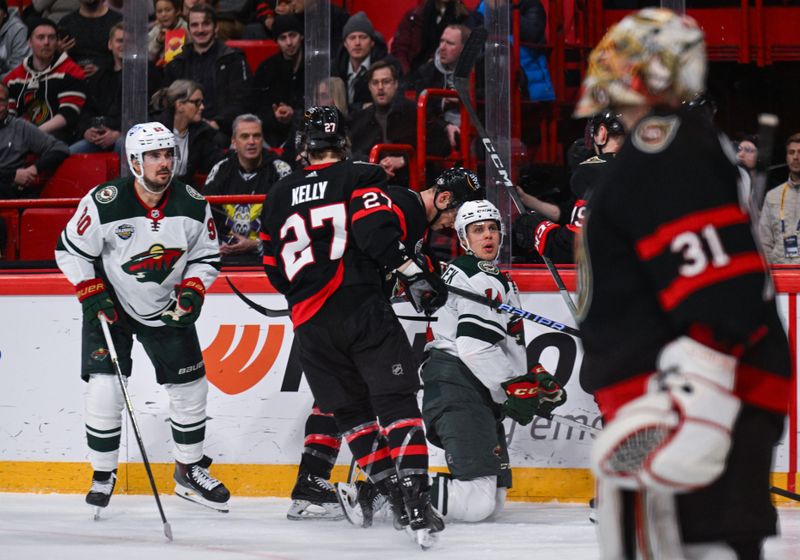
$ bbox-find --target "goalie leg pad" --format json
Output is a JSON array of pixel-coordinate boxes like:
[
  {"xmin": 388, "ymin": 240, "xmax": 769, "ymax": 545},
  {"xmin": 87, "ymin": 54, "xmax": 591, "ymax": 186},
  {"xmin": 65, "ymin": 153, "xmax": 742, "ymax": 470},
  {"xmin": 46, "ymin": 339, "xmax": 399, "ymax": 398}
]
[
  {"xmin": 85, "ymin": 374, "xmax": 125, "ymax": 472},
  {"xmin": 164, "ymin": 377, "xmax": 208, "ymax": 465}
]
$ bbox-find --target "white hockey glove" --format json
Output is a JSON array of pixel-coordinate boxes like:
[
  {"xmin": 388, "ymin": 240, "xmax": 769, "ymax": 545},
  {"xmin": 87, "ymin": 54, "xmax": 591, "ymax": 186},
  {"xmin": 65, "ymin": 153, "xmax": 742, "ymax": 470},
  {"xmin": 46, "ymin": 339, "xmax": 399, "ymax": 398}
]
[{"xmin": 591, "ymin": 336, "xmax": 741, "ymax": 493}]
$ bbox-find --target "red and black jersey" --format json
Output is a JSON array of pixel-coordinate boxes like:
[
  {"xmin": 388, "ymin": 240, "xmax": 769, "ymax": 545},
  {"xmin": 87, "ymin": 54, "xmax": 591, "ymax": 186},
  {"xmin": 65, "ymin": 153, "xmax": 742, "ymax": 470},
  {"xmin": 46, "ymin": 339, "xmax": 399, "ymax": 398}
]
[
  {"xmin": 535, "ymin": 153, "xmax": 616, "ymax": 263},
  {"xmin": 386, "ymin": 185, "xmax": 430, "ymax": 255},
  {"xmin": 260, "ymin": 160, "xmax": 411, "ymax": 326},
  {"xmin": 578, "ymin": 108, "xmax": 790, "ymax": 416}
]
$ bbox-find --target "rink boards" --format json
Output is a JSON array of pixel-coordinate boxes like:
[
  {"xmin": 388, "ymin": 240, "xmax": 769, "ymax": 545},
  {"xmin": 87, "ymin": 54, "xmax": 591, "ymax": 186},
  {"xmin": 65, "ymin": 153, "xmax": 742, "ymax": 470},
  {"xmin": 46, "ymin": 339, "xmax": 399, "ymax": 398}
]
[{"xmin": 0, "ymin": 269, "xmax": 797, "ymax": 503}]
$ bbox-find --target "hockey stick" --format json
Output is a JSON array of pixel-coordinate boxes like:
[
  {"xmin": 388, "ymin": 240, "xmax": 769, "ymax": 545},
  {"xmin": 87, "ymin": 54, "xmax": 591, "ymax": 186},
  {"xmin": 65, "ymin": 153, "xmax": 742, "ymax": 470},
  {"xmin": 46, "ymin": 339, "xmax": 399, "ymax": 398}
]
[
  {"xmin": 749, "ymin": 113, "xmax": 780, "ymax": 223},
  {"xmin": 99, "ymin": 317, "xmax": 173, "ymax": 541},
  {"xmin": 451, "ymin": 27, "xmax": 580, "ymax": 323},
  {"xmin": 446, "ymin": 283, "xmax": 581, "ymax": 337},
  {"xmin": 769, "ymin": 485, "xmax": 800, "ymax": 502},
  {"xmin": 226, "ymin": 277, "xmax": 436, "ymax": 322}
]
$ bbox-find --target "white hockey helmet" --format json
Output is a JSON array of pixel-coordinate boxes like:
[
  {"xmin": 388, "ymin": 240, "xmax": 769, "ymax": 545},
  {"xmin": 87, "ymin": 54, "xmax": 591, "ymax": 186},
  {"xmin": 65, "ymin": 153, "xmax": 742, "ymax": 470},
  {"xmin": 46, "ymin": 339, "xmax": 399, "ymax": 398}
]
[
  {"xmin": 125, "ymin": 122, "xmax": 176, "ymax": 179},
  {"xmin": 455, "ymin": 199, "xmax": 503, "ymax": 255}
]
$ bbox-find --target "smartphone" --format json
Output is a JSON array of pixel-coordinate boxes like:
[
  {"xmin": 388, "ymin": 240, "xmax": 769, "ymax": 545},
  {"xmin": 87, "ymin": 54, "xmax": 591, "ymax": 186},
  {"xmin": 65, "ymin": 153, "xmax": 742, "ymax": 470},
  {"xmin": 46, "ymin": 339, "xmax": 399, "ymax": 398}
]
[{"xmin": 91, "ymin": 116, "xmax": 106, "ymax": 131}]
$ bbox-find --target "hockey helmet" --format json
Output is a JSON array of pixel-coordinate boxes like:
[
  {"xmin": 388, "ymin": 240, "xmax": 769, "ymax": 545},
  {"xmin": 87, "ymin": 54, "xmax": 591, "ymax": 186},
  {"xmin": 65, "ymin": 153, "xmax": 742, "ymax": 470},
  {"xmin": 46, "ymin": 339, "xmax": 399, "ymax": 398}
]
[
  {"xmin": 125, "ymin": 122, "xmax": 176, "ymax": 180},
  {"xmin": 682, "ymin": 91, "xmax": 717, "ymax": 120},
  {"xmin": 589, "ymin": 110, "xmax": 625, "ymax": 138},
  {"xmin": 455, "ymin": 199, "xmax": 503, "ymax": 256},
  {"xmin": 434, "ymin": 167, "xmax": 485, "ymax": 209},
  {"xmin": 574, "ymin": 8, "xmax": 706, "ymax": 118},
  {"xmin": 300, "ymin": 106, "xmax": 348, "ymax": 152}
]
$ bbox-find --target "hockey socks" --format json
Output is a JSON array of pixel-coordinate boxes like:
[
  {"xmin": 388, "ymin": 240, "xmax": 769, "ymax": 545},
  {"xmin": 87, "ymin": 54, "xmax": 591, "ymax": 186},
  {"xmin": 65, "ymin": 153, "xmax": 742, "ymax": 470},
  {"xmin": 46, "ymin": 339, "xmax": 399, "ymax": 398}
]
[
  {"xmin": 342, "ymin": 421, "xmax": 395, "ymax": 481},
  {"xmin": 299, "ymin": 407, "xmax": 342, "ymax": 479},
  {"xmin": 383, "ymin": 417, "xmax": 429, "ymax": 477}
]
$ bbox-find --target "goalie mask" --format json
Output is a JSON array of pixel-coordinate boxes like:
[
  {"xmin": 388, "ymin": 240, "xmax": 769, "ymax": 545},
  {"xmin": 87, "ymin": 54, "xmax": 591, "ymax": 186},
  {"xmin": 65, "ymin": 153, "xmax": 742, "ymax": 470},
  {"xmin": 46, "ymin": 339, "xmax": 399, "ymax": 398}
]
[
  {"xmin": 574, "ymin": 8, "xmax": 706, "ymax": 118},
  {"xmin": 455, "ymin": 199, "xmax": 503, "ymax": 258},
  {"xmin": 298, "ymin": 106, "xmax": 348, "ymax": 153},
  {"xmin": 125, "ymin": 122, "xmax": 176, "ymax": 191}
]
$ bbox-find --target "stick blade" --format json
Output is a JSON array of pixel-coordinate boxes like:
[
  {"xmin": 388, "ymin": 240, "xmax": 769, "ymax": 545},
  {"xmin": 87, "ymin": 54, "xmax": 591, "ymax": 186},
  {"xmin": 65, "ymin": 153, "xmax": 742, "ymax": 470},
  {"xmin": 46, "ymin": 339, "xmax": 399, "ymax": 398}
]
[{"xmin": 454, "ymin": 26, "xmax": 488, "ymax": 80}]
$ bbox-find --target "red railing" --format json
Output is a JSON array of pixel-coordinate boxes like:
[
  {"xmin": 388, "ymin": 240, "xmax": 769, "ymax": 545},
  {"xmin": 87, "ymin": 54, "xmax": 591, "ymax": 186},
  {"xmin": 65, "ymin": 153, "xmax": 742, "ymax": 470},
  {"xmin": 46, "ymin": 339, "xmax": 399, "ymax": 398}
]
[
  {"xmin": 368, "ymin": 144, "xmax": 419, "ymax": 191},
  {"xmin": 416, "ymin": 88, "xmax": 474, "ymax": 188}
]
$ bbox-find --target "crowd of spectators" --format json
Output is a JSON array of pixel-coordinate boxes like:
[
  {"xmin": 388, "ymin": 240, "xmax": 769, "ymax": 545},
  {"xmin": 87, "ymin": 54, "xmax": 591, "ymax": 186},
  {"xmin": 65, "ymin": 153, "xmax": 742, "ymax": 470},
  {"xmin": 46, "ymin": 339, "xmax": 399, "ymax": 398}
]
[{"xmin": 4, "ymin": 0, "xmax": 796, "ymax": 269}]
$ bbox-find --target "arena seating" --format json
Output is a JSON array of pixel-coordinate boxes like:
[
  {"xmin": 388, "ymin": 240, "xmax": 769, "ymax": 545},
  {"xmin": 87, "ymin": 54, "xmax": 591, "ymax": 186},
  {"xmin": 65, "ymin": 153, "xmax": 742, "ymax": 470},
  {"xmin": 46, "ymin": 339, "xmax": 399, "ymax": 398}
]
[
  {"xmin": 39, "ymin": 153, "xmax": 121, "ymax": 200},
  {"xmin": 18, "ymin": 208, "xmax": 74, "ymax": 262},
  {"xmin": 225, "ymin": 40, "xmax": 279, "ymax": 73}
]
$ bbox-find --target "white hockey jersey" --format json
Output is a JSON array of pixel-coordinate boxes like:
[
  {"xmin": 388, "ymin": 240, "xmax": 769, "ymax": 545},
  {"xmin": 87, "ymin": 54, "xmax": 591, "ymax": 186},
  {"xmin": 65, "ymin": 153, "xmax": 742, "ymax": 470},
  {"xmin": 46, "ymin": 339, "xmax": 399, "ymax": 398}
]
[
  {"xmin": 56, "ymin": 177, "xmax": 221, "ymax": 327},
  {"xmin": 426, "ymin": 254, "xmax": 527, "ymax": 403}
]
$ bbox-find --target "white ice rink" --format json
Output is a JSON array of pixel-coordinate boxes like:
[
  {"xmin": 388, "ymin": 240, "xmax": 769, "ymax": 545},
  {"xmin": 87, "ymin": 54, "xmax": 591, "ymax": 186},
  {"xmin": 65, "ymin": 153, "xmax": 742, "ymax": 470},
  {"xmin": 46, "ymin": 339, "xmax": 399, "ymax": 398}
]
[{"xmin": 1, "ymin": 493, "xmax": 798, "ymax": 560}]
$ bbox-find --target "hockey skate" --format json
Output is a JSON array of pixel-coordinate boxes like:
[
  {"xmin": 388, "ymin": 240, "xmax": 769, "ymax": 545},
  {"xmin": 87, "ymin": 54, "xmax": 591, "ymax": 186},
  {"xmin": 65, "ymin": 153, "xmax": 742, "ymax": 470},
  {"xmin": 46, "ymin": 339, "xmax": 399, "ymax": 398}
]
[
  {"xmin": 383, "ymin": 474, "xmax": 410, "ymax": 531},
  {"xmin": 286, "ymin": 471, "xmax": 344, "ymax": 521},
  {"xmin": 398, "ymin": 475, "xmax": 444, "ymax": 550},
  {"xmin": 174, "ymin": 455, "xmax": 230, "ymax": 513},
  {"xmin": 335, "ymin": 479, "xmax": 387, "ymax": 528},
  {"xmin": 86, "ymin": 469, "xmax": 117, "ymax": 520}
]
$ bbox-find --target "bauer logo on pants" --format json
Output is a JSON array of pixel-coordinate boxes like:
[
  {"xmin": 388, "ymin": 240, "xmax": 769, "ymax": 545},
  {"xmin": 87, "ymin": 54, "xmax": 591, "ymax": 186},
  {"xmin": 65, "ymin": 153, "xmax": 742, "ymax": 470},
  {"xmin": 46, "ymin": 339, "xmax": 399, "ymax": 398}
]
[{"xmin": 202, "ymin": 324, "xmax": 285, "ymax": 394}]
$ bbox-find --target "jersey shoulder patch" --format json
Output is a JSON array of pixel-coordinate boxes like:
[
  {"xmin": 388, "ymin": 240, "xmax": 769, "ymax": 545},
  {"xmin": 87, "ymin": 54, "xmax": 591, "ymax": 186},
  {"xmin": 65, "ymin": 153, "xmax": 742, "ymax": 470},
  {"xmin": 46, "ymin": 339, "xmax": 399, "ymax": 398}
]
[
  {"xmin": 632, "ymin": 115, "xmax": 681, "ymax": 154},
  {"xmin": 185, "ymin": 184, "xmax": 205, "ymax": 201},
  {"xmin": 94, "ymin": 184, "xmax": 119, "ymax": 204},
  {"xmin": 579, "ymin": 155, "xmax": 606, "ymax": 165}
]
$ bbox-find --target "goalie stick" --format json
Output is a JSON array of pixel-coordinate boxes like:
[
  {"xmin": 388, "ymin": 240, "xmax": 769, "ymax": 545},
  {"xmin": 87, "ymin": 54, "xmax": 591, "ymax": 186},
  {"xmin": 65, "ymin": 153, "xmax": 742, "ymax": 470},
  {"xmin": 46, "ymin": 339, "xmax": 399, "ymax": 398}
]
[
  {"xmin": 451, "ymin": 26, "xmax": 580, "ymax": 323},
  {"xmin": 99, "ymin": 317, "xmax": 173, "ymax": 541},
  {"xmin": 446, "ymin": 283, "xmax": 581, "ymax": 337}
]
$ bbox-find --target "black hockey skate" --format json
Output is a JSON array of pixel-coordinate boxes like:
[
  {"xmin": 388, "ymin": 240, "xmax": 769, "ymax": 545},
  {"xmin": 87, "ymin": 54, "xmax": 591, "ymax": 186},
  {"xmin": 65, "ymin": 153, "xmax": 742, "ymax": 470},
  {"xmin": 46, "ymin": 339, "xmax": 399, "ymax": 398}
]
[
  {"xmin": 174, "ymin": 455, "xmax": 230, "ymax": 513},
  {"xmin": 383, "ymin": 474, "xmax": 410, "ymax": 531},
  {"xmin": 335, "ymin": 479, "xmax": 387, "ymax": 528},
  {"xmin": 398, "ymin": 475, "xmax": 444, "ymax": 550},
  {"xmin": 86, "ymin": 469, "xmax": 117, "ymax": 520},
  {"xmin": 287, "ymin": 471, "xmax": 344, "ymax": 521}
]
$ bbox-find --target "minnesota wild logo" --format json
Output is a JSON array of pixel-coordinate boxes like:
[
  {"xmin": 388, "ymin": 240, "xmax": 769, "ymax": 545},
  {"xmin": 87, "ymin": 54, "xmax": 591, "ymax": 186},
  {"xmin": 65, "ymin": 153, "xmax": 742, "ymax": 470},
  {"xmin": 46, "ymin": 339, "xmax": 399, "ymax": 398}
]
[{"xmin": 122, "ymin": 244, "xmax": 185, "ymax": 283}]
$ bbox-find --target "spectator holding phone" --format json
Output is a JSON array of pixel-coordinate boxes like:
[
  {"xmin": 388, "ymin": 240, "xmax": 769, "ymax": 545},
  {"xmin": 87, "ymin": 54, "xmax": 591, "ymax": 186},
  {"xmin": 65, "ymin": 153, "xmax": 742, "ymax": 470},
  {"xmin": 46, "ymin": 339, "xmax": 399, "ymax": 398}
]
[
  {"xmin": 70, "ymin": 22, "xmax": 124, "ymax": 154},
  {"xmin": 57, "ymin": 0, "xmax": 121, "ymax": 77}
]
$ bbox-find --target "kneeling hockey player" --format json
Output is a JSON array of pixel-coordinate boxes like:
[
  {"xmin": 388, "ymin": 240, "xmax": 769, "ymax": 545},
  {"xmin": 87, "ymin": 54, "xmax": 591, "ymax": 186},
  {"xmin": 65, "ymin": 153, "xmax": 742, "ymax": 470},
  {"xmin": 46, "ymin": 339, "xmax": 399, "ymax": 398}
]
[
  {"xmin": 422, "ymin": 200, "xmax": 567, "ymax": 521},
  {"xmin": 56, "ymin": 122, "xmax": 230, "ymax": 515}
]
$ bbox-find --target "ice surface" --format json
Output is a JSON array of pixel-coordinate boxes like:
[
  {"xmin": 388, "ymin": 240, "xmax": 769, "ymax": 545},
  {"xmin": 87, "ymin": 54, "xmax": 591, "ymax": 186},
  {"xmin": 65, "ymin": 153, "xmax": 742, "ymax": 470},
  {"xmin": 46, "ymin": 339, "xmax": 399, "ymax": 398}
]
[{"xmin": 0, "ymin": 493, "xmax": 797, "ymax": 559}]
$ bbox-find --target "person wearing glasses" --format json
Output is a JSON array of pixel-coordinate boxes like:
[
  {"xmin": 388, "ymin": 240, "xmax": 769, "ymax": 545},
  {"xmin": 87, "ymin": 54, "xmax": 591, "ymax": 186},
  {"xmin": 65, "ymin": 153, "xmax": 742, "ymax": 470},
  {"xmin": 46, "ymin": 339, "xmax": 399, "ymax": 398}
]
[
  {"xmin": 151, "ymin": 79, "xmax": 224, "ymax": 185},
  {"xmin": 348, "ymin": 60, "xmax": 449, "ymax": 187}
]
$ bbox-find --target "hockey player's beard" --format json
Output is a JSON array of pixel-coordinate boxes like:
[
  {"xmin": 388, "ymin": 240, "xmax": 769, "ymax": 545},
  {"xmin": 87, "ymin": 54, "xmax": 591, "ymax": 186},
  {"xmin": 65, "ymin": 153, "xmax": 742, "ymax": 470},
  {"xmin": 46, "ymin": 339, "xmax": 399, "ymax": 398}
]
[{"xmin": 141, "ymin": 167, "xmax": 173, "ymax": 195}]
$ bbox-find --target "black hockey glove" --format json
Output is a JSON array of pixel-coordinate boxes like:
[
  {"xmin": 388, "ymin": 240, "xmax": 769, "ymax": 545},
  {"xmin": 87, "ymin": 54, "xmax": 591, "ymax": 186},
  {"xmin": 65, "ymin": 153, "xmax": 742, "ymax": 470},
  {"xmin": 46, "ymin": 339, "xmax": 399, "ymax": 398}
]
[
  {"xmin": 512, "ymin": 212, "xmax": 547, "ymax": 253},
  {"xmin": 76, "ymin": 278, "xmax": 118, "ymax": 327},
  {"xmin": 397, "ymin": 253, "xmax": 448, "ymax": 315}
]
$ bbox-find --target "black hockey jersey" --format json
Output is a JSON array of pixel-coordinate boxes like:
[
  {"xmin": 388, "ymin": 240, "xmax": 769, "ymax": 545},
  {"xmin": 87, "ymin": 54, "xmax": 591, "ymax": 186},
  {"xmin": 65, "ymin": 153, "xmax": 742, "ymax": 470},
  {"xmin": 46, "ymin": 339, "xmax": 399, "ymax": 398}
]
[
  {"xmin": 386, "ymin": 184, "xmax": 430, "ymax": 255},
  {"xmin": 260, "ymin": 160, "xmax": 411, "ymax": 326},
  {"xmin": 577, "ymin": 108, "xmax": 790, "ymax": 416},
  {"xmin": 535, "ymin": 153, "xmax": 616, "ymax": 263}
]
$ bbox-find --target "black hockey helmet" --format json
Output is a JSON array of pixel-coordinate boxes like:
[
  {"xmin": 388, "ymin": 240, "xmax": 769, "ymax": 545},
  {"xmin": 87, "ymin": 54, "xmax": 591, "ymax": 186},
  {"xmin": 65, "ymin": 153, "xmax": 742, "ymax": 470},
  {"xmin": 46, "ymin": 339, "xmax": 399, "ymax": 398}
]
[
  {"xmin": 682, "ymin": 91, "xmax": 717, "ymax": 120},
  {"xmin": 300, "ymin": 106, "xmax": 348, "ymax": 152},
  {"xmin": 588, "ymin": 110, "xmax": 625, "ymax": 138},
  {"xmin": 434, "ymin": 167, "xmax": 485, "ymax": 209}
]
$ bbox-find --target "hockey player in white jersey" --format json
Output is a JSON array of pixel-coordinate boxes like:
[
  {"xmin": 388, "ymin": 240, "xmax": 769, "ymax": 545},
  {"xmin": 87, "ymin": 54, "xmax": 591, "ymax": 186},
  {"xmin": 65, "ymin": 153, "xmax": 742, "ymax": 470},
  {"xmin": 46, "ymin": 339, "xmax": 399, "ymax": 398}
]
[
  {"xmin": 422, "ymin": 200, "xmax": 567, "ymax": 522},
  {"xmin": 55, "ymin": 122, "xmax": 230, "ymax": 515}
]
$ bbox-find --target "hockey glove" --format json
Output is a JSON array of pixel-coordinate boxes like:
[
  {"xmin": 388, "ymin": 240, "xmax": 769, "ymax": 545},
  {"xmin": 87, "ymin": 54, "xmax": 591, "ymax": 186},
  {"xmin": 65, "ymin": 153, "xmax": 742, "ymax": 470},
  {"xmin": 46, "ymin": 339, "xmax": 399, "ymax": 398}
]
[
  {"xmin": 501, "ymin": 364, "xmax": 566, "ymax": 425},
  {"xmin": 397, "ymin": 253, "xmax": 448, "ymax": 315},
  {"xmin": 76, "ymin": 278, "xmax": 118, "ymax": 327},
  {"xmin": 161, "ymin": 277, "xmax": 206, "ymax": 327},
  {"xmin": 591, "ymin": 336, "xmax": 741, "ymax": 493}
]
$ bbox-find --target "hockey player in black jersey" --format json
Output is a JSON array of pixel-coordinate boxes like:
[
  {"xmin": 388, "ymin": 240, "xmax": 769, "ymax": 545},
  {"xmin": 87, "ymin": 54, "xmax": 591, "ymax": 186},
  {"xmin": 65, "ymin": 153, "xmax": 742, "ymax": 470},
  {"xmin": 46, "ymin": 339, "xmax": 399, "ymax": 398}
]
[
  {"xmin": 512, "ymin": 110, "xmax": 625, "ymax": 263},
  {"xmin": 574, "ymin": 9, "xmax": 790, "ymax": 559},
  {"xmin": 284, "ymin": 166, "xmax": 484, "ymax": 523},
  {"xmin": 260, "ymin": 107, "xmax": 447, "ymax": 548}
]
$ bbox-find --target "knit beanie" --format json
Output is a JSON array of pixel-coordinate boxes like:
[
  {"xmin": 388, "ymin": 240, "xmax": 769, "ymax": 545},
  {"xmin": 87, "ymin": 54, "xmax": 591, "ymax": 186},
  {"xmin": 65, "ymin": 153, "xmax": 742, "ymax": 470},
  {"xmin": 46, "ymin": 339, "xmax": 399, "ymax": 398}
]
[
  {"xmin": 272, "ymin": 14, "xmax": 303, "ymax": 38},
  {"xmin": 342, "ymin": 11, "xmax": 375, "ymax": 40}
]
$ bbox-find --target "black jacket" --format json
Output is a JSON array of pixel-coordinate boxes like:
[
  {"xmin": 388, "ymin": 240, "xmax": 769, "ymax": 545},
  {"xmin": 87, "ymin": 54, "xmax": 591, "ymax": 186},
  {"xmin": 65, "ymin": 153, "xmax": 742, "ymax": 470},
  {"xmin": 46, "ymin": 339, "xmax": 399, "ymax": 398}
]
[
  {"xmin": 332, "ymin": 37, "xmax": 401, "ymax": 111},
  {"xmin": 252, "ymin": 52, "xmax": 304, "ymax": 149},
  {"xmin": 162, "ymin": 41, "xmax": 251, "ymax": 136}
]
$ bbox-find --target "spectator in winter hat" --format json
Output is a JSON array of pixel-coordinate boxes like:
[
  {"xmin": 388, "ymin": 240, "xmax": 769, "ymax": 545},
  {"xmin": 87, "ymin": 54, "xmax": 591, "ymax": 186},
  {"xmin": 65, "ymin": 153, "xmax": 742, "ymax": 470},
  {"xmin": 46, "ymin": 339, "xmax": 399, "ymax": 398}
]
[{"xmin": 334, "ymin": 11, "xmax": 401, "ymax": 111}]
